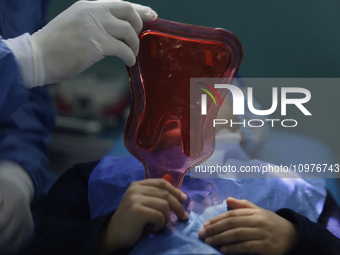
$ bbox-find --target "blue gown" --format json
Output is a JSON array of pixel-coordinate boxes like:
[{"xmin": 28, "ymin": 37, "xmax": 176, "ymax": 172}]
[{"xmin": 0, "ymin": 0, "xmax": 56, "ymax": 204}]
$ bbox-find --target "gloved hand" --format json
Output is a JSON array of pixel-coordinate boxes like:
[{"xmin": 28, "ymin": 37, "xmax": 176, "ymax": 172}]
[
  {"xmin": 3, "ymin": 1, "xmax": 157, "ymax": 88},
  {"xmin": 0, "ymin": 161, "xmax": 34, "ymax": 254}
]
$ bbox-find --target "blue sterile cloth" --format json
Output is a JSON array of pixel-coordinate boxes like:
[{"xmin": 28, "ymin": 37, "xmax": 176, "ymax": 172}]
[{"xmin": 88, "ymin": 142, "xmax": 326, "ymax": 255}]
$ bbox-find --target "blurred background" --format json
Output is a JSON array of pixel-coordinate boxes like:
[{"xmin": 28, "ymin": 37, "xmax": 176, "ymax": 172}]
[{"xmin": 45, "ymin": 0, "xmax": 340, "ymax": 175}]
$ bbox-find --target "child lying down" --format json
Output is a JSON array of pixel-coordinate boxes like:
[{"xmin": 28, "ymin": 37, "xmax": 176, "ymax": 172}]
[{"xmin": 19, "ymin": 140, "xmax": 340, "ymax": 255}]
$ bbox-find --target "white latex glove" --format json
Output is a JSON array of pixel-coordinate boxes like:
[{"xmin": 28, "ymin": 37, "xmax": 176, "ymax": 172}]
[
  {"xmin": 3, "ymin": 1, "xmax": 157, "ymax": 88},
  {"xmin": 0, "ymin": 161, "xmax": 34, "ymax": 254}
]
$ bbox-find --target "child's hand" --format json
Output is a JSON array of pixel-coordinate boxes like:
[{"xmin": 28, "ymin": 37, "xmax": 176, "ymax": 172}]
[
  {"xmin": 99, "ymin": 179, "xmax": 188, "ymax": 254},
  {"xmin": 198, "ymin": 197, "xmax": 298, "ymax": 255}
]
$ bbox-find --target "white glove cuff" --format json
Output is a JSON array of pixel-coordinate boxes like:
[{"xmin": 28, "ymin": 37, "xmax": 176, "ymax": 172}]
[
  {"xmin": 0, "ymin": 161, "xmax": 34, "ymax": 204},
  {"xmin": 31, "ymin": 32, "xmax": 46, "ymax": 87},
  {"xmin": 3, "ymin": 33, "xmax": 36, "ymax": 89}
]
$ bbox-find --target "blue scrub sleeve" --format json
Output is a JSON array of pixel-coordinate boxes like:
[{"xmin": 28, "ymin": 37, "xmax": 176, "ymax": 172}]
[
  {"xmin": 0, "ymin": 85, "xmax": 56, "ymax": 203},
  {"xmin": 0, "ymin": 37, "xmax": 29, "ymax": 118}
]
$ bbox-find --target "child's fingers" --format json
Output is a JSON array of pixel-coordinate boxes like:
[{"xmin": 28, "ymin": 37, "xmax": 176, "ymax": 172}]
[
  {"xmin": 139, "ymin": 196, "xmax": 171, "ymax": 224},
  {"xmin": 138, "ymin": 206, "xmax": 166, "ymax": 232},
  {"xmin": 203, "ymin": 227, "xmax": 264, "ymax": 246},
  {"xmin": 136, "ymin": 179, "xmax": 188, "ymax": 203},
  {"xmin": 204, "ymin": 208, "xmax": 256, "ymax": 227},
  {"xmin": 226, "ymin": 197, "xmax": 259, "ymax": 210},
  {"xmin": 203, "ymin": 198, "xmax": 258, "ymax": 228},
  {"xmin": 199, "ymin": 215, "xmax": 259, "ymax": 239},
  {"xmin": 142, "ymin": 187, "xmax": 188, "ymax": 221},
  {"xmin": 133, "ymin": 185, "xmax": 185, "ymax": 204},
  {"xmin": 131, "ymin": 179, "xmax": 188, "ymax": 221},
  {"xmin": 220, "ymin": 240, "xmax": 264, "ymax": 254}
]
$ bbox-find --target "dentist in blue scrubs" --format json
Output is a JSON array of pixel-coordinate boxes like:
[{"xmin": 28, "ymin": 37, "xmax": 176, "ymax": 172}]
[{"xmin": 0, "ymin": 1, "xmax": 157, "ymax": 253}]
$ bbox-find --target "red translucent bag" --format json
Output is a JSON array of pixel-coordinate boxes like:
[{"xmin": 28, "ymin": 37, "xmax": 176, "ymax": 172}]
[{"xmin": 124, "ymin": 19, "xmax": 243, "ymax": 188}]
